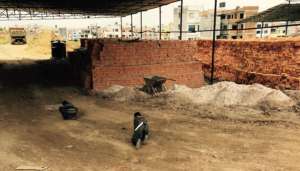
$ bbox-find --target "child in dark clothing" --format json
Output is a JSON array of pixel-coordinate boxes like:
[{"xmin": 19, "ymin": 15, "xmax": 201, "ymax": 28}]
[{"xmin": 131, "ymin": 112, "xmax": 149, "ymax": 149}]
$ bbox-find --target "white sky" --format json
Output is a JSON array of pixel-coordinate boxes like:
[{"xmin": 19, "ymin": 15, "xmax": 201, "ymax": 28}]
[{"xmin": 0, "ymin": 0, "xmax": 287, "ymax": 29}]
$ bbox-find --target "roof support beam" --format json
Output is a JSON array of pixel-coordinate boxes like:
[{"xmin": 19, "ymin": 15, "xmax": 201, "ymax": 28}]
[
  {"xmin": 140, "ymin": 11, "xmax": 143, "ymax": 39},
  {"xmin": 179, "ymin": 0, "xmax": 183, "ymax": 40},
  {"xmin": 159, "ymin": 6, "xmax": 162, "ymax": 40},
  {"xmin": 210, "ymin": 0, "xmax": 218, "ymax": 85},
  {"xmin": 120, "ymin": 16, "xmax": 123, "ymax": 39},
  {"xmin": 131, "ymin": 14, "xmax": 134, "ymax": 38}
]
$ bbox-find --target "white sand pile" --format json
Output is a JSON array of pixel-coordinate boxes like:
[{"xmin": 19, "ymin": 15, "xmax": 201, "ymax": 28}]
[
  {"xmin": 171, "ymin": 82, "xmax": 295, "ymax": 108},
  {"xmin": 99, "ymin": 82, "xmax": 295, "ymax": 109},
  {"xmin": 98, "ymin": 85, "xmax": 149, "ymax": 102}
]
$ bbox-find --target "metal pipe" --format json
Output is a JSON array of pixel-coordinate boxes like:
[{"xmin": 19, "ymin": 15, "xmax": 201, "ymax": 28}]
[
  {"xmin": 179, "ymin": 0, "xmax": 183, "ymax": 40},
  {"xmin": 140, "ymin": 11, "xmax": 143, "ymax": 39},
  {"xmin": 131, "ymin": 14, "xmax": 134, "ymax": 38},
  {"xmin": 120, "ymin": 16, "xmax": 123, "ymax": 39},
  {"xmin": 285, "ymin": 0, "xmax": 291, "ymax": 36},
  {"xmin": 159, "ymin": 6, "xmax": 162, "ymax": 40},
  {"xmin": 210, "ymin": 0, "xmax": 218, "ymax": 84},
  {"xmin": 260, "ymin": 21, "xmax": 264, "ymax": 38}
]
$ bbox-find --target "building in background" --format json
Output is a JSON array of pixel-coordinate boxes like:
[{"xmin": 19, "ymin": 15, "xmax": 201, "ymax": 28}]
[
  {"xmin": 218, "ymin": 5, "xmax": 259, "ymax": 39},
  {"xmin": 171, "ymin": 6, "xmax": 221, "ymax": 40}
]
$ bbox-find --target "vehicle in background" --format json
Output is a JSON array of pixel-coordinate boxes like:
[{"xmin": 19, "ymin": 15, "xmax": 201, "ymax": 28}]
[{"xmin": 9, "ymin": 28, "xmax": 27, "ymax": 45}]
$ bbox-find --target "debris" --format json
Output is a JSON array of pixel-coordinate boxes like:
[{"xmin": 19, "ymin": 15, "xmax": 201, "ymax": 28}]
[
  {"xmin": 59, "ymin": 101, "xmax": 78, "ymax": 120},
  {"xmin": 44, "ymin": 104, "xmax": 60, "ymax": 112},
  {"xmin": 141, "ymin": 75, "xmax": 174, "ymax": 96},
  {"xmin": 65, "ymin": 145, "xmax": 74, "ymax": 149},
  {"xmin": 16, "ymin": 166, "xmax": 47, "ymax": 171}
]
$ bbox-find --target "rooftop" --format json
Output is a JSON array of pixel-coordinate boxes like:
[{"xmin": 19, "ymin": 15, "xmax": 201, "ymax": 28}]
[
  {"xmin": 0, "ymin": 0, "xmax": 179, "ymax": 16},
  {"xmin": 241, "ymin": 3, "xmax": 300, "ymax": 23}
]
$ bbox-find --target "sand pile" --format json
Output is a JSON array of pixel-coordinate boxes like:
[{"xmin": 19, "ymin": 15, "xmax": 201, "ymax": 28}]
[
  {"xmin": 98, "ymin": 85, "xmax": 149, "ymax": 102},
  {"xmin": 171, "ymin": 82, "xmax": 295, "ymax": 108},
  {"xmin": 99, "ymin": 82, "xmax": 295, "ymax": 109}
]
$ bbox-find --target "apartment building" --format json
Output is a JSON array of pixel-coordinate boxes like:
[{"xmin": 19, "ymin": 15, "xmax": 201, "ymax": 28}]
[
  {"xmin": 218, "ymin": 6, "xmax": 259, "ymax": 39},
  {"xmin": 171, "ymin": 6, "xmax": 221, "ymax": 40}
]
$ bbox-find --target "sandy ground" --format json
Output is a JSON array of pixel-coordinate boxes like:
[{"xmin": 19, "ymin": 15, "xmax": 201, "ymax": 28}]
[
  {"xmin": 0, "ymin": 29, "xmax": 80, "ymax": 60},
  {"xmin": 1, "ymin": 85, "xmax": 300, "ymax": 171},
  {"xmin": 0, "ymin": 62, "xmax": 300, "ymax": 171},
  {"xmin": 0, "ymin": 44, "xmax": 51, "ymax": 60},
  {"xmin": 1, "ymin": 61, "xmax": 300, "ymax": 171}
]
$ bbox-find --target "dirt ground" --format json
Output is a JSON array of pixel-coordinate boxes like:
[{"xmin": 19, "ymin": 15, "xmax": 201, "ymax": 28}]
[
  {"xmin": 0, "ymin": 29, "xmax": 80, "ymax": 60},
  {"xmin": 1, "ymin": 61, "xmax": 300, "ymax": 171}
]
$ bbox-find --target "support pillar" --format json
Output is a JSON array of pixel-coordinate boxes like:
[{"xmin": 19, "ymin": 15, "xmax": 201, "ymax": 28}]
[
  {"xmin": 140, "ymin": 12, "xmax": 143, "ymax": 39},
  {"xmin": 120, "ymin": 16, "xmax": 123, "ymax": 39},
  {"xmin": 210, "ymin": 0, "xmax": 218, "ymax": 84},
  {"xmin": 285, "ymin": 0, "xmax": 291, "ymax": 36},
  {"xmin": 179, "ymin": 0, "xmax": 183, "ymax": 40},
  {"xmin": 131, "ymin": 14, "xmax": 134, "ymax": 38},
  {"xmin": 159, "ymin": 6, "xmax": 162, "ymax": 40}
]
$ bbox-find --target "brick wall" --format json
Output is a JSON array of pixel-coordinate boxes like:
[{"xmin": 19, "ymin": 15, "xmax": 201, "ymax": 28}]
[
  {"xmin": 197, "ymin": 40, "xmax": 300, "ymax": 90},
  {"xmin": 84, "ymin": 39, "xmax": 204, "ymax": 91},
  {"xmin": 77, "ymin": 39, "xmax": 300, "ymax": 91}
]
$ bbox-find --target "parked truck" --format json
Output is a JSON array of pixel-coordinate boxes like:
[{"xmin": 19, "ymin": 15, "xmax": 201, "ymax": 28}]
[{"xmin": 9, "ymin": 28, "xmax": 27, "ymax": 45}]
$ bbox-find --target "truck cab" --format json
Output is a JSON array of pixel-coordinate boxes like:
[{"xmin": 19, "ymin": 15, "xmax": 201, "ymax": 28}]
[{"xmin": 9, "ymin": 28, "xmax": 27, "ymax": 45}]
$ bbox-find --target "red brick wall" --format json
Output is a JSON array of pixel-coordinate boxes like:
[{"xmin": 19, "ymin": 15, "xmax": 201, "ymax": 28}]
[
  {"xmin": 196, "ymin": 40, "xmax": 300, "ymax": 90},
  {"xmin": 86, "ymin": 40, "xmax": 204, "ymax": 91},
  {"xmin": 79, "ymin": 39, "xmax": 300, "ymax": 91}
]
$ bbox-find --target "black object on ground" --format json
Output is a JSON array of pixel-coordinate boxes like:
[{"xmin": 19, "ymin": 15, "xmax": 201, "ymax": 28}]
[
  {"xmin": 142, "ymin": 75, "xmax": 170, "ymax": 96},
  {"xmin": 51, "ymin": 40, "xmax": 66, "ymax": 60},
  {"xmin": 59, "ymin": 101, "xmax": 78, "ymax": 120},
  {"xmin": 131, "ymin": 112, "xmax": 149, "ymax": 149}
]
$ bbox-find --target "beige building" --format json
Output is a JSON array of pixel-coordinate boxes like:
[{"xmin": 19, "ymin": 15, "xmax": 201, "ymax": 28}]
[{"xmin": 218, "ymin": 6, "xmax": 259, "ymax": 39}]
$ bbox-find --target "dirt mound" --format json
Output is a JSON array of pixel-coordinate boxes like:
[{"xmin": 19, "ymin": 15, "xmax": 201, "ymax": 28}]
[
  {"xmin": 98, "ymin": 85, "xmax": 149, "ymax": 102},
  {"xmin": 171, "ymin": 82, "xmax": 295, "ymax": 109},
  {"xmin": 99, "ymin": 82, "xmax": 295, "ymax": 110}
]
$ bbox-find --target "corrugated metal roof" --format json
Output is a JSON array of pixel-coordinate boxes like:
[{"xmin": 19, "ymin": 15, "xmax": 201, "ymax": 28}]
[
  {"xmin": 240, "ymin": 4, "xmax": 300, "ymax": 23},
  {"xmin": 0, "ymin": 0, "xmax": 178, "ymax": 16}
]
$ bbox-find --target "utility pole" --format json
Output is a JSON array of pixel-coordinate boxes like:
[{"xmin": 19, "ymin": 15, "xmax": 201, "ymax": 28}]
[{"xmin": 210, "ymin": 0, "xmax": 218, "ymax": 84}]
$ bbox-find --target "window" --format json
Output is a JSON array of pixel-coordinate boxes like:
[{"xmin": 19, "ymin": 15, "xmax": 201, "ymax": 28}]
[
  {"xmin": 223, "ymin": 25, "xmax": 228, "ymax": 30},
  {"xmin": 264, "ymin": 24, "xmax": 269, "ymax": 28},
  {"xmin": 240, "ymin": 24, "xmax": 244, "ymax": 29},
  {"xmin": 264, "ymin": 30, "xmax": 268, "ymax": 34},
  {"xmin": 219, "ymin": 2, "xmax": 226, "ymax": 8},
  {"xmin": 257, "ymin": 30, "xmax": 261, "ymax": 34},
  {"xmin": 257, "ymin": 24, "xmax": 262, "ymax": 29},
  {"xmin": 271, "ymin": 28, "xmax": 276, "ymax": 33},
  {"xmin": 232, "ymin": 25, "xmax": 238, "ymax": 30},
  {"xmin": 232, "ymin": 36, "xmax": 237, "ymax": 39},
  {"xmin": 234, "ymin": 14, "xmax": 237, "ymax": 19},
  {"xmin": 240, "ymin": 13, "xmax": 244, "ymax": 19},
  {"xmin": 220, "ymin": 14, "xmax": 226, "ymax": 20},
  {"xmin": 227, "ymin": 15, "xmax": 231, "ymax": 19},
  {"xmin": 188, "ymin": 25, "xmax": 196, "ymax": 32}
]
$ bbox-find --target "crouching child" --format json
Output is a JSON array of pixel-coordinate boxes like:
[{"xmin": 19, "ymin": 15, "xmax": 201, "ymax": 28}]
[{"xmin": 131, "ymin": 112, "xmax": 149, "ymax": 149}]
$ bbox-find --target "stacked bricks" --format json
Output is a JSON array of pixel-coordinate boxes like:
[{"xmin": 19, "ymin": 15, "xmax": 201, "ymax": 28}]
[
  {"xmin": 87, "ymin": 39, "xmax": 204, "ymax": 91},
  {"xmin": 78, "ymin": 39, "xmax": 300, "ymax": 91},
  {"xmin": 198, "ymin": 40, "xmax": 300, "ymax": 90}
]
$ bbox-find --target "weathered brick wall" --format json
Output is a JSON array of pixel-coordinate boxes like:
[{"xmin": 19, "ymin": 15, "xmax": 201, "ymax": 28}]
[
  {"xmin": 196, "ymin": 40, "xmax": 300, "ymax": 89},
  {"xmin": 78, "ymin": 39, "xmax": 300, "ymax": 91},
  {"xmin": 86, "ymin": 39, "xmax": 204, "ymax": 90}
]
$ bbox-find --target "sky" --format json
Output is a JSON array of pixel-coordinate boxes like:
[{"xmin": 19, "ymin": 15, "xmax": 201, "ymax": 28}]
[{"xmin": 0, "ymin": 0, "xmax": 287, "ymax": 29}]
